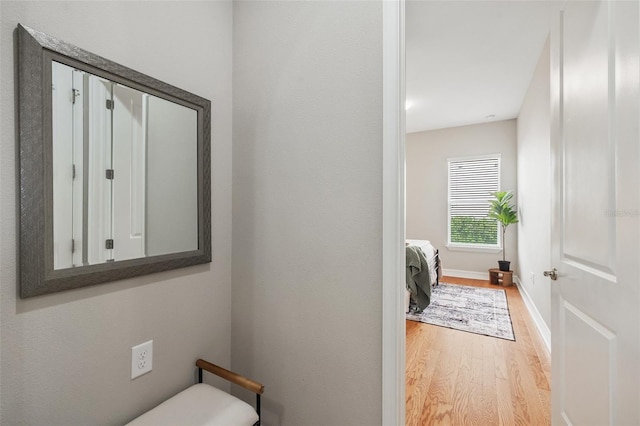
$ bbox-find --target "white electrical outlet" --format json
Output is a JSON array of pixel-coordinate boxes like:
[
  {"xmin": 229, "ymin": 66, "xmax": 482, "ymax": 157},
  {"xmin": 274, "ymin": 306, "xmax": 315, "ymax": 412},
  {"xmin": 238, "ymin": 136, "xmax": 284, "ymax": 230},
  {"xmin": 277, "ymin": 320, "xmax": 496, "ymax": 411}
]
[{"xmin": 131, "ymin": 340, "xmax": 153, "ymax": 379}]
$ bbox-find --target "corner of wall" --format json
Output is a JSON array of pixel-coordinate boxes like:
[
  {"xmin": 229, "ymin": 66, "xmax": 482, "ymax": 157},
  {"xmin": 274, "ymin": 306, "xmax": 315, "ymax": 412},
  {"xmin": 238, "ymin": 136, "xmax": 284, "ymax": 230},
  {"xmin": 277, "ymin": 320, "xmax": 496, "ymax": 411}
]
[{"xmin": 515, "ymin": 276, "xmax": 551, "ymax": 353}]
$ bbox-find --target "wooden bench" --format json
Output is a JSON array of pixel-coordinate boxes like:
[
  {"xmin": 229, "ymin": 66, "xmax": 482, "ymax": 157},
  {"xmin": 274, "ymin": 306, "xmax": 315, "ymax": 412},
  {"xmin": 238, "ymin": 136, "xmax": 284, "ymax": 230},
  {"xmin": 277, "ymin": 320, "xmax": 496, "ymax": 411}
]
[{"xmin": 126, "ymin": 359, "xmax": 264, "ymax": 426}]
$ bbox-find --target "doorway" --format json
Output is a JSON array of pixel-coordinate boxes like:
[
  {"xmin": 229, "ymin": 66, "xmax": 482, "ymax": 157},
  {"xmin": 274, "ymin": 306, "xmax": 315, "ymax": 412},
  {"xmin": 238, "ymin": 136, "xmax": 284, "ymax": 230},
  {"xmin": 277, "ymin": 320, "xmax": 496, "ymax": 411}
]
[{"xmin": 385, "ymin": 1, "xmax": 640, "ymax": 424}]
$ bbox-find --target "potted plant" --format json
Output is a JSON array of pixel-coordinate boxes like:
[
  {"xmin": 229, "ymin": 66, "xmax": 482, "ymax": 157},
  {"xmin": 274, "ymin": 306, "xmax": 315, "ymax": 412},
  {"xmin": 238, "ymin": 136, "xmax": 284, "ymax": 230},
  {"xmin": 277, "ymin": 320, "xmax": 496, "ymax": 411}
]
[{"xmin": 488, "ymin": 191, "xmax": 519, "ymax": 271}]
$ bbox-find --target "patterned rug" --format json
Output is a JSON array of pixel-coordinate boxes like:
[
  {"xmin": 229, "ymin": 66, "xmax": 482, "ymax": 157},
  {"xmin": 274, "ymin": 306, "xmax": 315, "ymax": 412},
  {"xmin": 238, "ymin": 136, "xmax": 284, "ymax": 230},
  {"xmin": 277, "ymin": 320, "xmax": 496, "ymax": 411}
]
[{"xmin": 406, "ymin": 282, "xmax": 515, "ymax": 341}]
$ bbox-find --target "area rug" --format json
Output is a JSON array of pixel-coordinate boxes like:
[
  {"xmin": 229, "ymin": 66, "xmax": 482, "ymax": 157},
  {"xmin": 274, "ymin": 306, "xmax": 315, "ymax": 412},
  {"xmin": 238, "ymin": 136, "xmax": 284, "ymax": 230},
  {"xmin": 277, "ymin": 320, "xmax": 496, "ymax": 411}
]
[{"xmin": 406, "ymin": 282, "xmax": 515, "ymax": 341}]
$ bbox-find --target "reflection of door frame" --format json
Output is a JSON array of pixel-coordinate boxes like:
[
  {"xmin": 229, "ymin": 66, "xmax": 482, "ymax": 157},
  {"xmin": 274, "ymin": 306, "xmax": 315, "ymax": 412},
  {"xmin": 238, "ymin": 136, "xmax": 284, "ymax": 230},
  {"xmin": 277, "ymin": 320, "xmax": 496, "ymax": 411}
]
[
  {"xmin": 382, "ymin": 1, "xmax": 405, "ymax": 425},
  {"xmin": 51, "ymin": 62, "xmax": 75, "ymax": 269}
]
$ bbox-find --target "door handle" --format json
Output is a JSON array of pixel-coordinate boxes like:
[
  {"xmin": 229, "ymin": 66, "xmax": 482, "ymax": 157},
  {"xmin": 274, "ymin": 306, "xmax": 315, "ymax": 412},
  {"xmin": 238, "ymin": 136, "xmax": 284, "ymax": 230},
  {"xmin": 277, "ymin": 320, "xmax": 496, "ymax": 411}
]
[{"xmin": 543, "ymin": 268, "xmax": 558, "ymax": 281}]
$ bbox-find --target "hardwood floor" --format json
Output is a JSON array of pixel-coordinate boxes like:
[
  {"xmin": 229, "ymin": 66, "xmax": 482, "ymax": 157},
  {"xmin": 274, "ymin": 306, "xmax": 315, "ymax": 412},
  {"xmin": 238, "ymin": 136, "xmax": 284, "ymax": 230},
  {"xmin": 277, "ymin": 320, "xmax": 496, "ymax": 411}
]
[{"xmin": 406, "ymin": 276, "xmax": 551, "ymax": 426}]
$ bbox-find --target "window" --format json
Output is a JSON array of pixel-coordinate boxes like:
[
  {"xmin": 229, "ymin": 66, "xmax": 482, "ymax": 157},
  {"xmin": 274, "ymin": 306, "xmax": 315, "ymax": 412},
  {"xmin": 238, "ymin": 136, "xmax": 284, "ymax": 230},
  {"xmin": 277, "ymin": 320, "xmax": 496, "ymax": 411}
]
[{"xmin": 447, "ymin": 155, "xmax": 500, "ymax": 249}]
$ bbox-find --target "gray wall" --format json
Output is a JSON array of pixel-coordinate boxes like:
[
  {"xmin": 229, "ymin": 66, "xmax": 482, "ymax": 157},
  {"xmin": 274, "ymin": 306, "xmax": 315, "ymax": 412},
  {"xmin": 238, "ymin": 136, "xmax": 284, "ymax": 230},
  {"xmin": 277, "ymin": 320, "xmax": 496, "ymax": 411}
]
[
  {"xmin": 406, "ymin": 119, "xmax": 518, "ymax": 275},
  {"xmin": 232, "ymin": 2, "xmax": 383, "ymax": 425},
  {"xmin": 516, "ymin": 37, "xmax": 552, "ymax": 329},
  {"xmin": 0, "ymin": 1, "xmax": 233, "ymax": 424}
]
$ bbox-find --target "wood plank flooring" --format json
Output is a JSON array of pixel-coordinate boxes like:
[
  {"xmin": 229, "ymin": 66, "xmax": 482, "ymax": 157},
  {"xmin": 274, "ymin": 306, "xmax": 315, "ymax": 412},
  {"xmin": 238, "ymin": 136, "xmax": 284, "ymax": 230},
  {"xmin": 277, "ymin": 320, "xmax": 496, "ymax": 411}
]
[{"xmin": 406, "ymin": 276, "xmax": 551, "ymax": 426}]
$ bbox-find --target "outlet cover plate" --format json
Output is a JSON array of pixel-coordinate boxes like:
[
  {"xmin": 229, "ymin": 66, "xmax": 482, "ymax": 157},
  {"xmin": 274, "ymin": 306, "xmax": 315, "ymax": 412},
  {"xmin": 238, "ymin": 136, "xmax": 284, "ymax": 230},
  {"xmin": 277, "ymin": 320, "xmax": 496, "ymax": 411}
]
[{"xmin": 131, "ymin": 340, "xmax": 153, "ymax": 379}]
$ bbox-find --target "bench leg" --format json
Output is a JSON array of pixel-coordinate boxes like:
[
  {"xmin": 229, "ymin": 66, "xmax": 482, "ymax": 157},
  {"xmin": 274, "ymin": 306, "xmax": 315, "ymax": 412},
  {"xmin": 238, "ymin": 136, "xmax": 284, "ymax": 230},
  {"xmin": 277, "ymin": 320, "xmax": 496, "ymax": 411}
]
[{"xmin": 256, "ymin": 394, "xmax": 261, "ymax": 424}]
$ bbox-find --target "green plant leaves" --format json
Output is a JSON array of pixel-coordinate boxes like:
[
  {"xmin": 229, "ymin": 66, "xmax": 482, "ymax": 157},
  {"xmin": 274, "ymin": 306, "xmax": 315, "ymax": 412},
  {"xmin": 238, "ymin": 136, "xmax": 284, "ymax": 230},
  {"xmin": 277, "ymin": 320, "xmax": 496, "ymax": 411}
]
[
  {"xmin": 488, "ymin": 191, "xmax": 519, "ymax": 228},
  {"xmin": 488, "ymin": 191, "xmax": 519, "ymax": 261}
]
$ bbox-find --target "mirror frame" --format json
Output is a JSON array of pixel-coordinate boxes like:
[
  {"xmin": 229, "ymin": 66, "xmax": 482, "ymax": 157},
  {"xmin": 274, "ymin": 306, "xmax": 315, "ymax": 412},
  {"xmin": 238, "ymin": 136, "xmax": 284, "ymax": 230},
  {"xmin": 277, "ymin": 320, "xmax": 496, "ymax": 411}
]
[{"xmin": 17, "ymin": 24, "xmax": 212, "ymax": 298}]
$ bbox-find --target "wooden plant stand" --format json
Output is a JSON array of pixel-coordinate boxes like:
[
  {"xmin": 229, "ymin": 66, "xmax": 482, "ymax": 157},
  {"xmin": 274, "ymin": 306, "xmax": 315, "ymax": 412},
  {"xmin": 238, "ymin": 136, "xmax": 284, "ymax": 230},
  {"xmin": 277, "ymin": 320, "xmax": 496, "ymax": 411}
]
[{"xmin": 489, "ymin": 268, "xmax": 513, "ymax": 286}]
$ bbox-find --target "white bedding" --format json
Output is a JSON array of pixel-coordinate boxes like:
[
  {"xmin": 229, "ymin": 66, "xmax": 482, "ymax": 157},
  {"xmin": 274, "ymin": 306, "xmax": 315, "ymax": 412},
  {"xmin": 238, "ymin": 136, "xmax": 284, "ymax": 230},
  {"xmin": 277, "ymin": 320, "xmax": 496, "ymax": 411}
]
[{"xmin": 406, "ymin": 239, "xmax": 438, "ymax": 285}]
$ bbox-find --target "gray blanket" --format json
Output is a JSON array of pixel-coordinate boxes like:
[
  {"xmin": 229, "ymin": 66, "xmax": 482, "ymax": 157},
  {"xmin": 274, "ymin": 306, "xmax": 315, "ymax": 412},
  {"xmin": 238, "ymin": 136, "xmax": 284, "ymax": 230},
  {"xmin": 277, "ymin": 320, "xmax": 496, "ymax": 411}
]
[{"xmin": 405, "ymin": 246, "xmax": 432, "ymax": 311}]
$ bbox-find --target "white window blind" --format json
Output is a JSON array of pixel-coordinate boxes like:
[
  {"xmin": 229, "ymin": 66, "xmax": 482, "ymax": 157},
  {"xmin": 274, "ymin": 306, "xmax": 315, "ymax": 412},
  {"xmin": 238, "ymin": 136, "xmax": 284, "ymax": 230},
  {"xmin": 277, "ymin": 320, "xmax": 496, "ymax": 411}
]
[{"xmin": 448, "ymin": 155, "xmax": 500, "ymax": 247}]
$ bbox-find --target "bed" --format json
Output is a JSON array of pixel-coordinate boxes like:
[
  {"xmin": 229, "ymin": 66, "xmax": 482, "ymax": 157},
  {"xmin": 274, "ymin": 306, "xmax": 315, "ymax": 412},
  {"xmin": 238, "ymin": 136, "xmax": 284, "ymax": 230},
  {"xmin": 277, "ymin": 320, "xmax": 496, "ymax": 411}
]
[{"xmin": 405, "ymin": 239, "xmax": 440, "ymax": 313}]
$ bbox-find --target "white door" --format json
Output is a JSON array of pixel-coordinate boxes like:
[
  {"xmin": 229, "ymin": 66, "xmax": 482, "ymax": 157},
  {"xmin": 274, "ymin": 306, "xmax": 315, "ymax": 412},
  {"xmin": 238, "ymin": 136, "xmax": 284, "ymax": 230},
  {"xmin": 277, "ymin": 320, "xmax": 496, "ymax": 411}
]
[{"xmin": 550, "ymin": 1, "xmax": 639, "ymax": 425}]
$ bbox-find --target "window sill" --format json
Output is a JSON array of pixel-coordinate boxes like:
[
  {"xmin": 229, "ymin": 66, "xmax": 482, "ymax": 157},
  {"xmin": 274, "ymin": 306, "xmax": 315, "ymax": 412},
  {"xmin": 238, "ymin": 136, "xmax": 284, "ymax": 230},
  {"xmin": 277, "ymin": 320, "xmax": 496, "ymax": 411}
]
[{"xmin": 445, "ymin": 244, "xmax": 502, "ymax": 254}]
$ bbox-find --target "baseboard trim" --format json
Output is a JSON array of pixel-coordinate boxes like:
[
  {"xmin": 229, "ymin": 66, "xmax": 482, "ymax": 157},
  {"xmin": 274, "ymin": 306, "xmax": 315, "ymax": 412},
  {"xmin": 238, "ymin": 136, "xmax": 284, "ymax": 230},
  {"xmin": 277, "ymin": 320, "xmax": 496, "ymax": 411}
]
[
  {"xmin": 442, "ymin": 269, "xmax": 488, "ymax": 281},
  {"xmin": 514, "ymin": 276, "xmax": 551, "ymax": 353}
]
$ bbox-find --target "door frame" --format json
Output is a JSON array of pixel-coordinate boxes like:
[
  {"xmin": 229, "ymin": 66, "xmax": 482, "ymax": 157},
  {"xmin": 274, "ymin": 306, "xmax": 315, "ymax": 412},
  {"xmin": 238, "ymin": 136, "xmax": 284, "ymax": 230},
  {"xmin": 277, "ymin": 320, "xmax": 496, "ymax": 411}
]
[{"xmin": 382, "ymin": 0, "xmax": 405, "ymax": 424}]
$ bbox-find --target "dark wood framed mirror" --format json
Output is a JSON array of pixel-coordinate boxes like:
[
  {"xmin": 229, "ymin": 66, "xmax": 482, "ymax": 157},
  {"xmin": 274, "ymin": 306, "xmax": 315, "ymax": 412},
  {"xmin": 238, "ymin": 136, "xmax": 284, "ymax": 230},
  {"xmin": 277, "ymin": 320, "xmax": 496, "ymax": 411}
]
[{"xmin": 17, "ymin": 24, "xmax": 211, "ymax": 298}]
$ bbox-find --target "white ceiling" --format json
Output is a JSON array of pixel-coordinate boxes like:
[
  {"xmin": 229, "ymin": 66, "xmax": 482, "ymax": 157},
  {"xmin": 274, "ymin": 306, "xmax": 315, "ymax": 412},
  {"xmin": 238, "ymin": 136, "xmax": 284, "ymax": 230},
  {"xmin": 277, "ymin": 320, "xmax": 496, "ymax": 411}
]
[{"xmin": 406, "ymin": 1, "xmax": 560, "ymax": 134}]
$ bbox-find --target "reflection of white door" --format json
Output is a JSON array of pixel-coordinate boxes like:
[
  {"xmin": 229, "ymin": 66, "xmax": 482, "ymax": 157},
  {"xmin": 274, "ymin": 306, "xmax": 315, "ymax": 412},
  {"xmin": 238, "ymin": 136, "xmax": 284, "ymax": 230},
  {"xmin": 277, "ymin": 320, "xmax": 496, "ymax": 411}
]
[
  {"xmin": 52, "ymin": 62, "xmax": 84, "ymax": 269},
  {"xmin": 87, "ymin": 77, "xmax": 113, "ymax": 264},
  {"xmin": 71, "ymin": 70, "xmax": 84, "ymax": 267},
  {"xmin": 111, "ymin": 84, "xmax": 146, "ymax": 261},
  {"xmin": 550, "ymin": 1, "xmax": 639, "ymax": 425}
]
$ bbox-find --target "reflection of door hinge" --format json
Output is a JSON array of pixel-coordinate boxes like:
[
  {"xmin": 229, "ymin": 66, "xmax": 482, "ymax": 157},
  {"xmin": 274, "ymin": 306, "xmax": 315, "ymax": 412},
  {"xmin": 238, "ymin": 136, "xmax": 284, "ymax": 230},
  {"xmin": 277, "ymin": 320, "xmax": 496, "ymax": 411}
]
[
  {"xmin": 72, "ymin": 88, "xmax": 80, "ymax": 104},
  {"xmin": 106, "ymin": 169, "xmax": 114, "ymax": 180},
  {"xmin": 105, "ymin": 239, "xmax": 114, "ymax": 250},
  {"xmin": 71, "ymin": 239, "xmax": 75, "ymax": 253},
  {"xmin": 72, "ymin": 164, "xmax": 76, "ymax": 179},
  {"xmin": 106, "ymin": 99, "xmax": 114, "ymax": 110}
]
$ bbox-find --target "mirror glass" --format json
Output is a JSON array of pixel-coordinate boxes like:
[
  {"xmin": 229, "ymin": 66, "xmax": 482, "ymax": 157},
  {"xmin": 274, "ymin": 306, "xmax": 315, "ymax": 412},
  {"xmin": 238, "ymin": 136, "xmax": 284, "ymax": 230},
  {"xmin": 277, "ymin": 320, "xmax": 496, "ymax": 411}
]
[
  {"xmin": 17, "ymin": 24, "xmax": 211, "ymax": 298},
  {"xmin": 52, "ymin": 62, "xmax": 198, "ymax": 269}
]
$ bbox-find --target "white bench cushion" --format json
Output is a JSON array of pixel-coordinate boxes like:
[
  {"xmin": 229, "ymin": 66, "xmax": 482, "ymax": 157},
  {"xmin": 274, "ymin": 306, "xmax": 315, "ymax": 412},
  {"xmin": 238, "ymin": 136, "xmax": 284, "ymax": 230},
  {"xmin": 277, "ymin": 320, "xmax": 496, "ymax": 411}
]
[{"xmin": 126, "ymin": 383, "xmax": 259, "ymax": 426}]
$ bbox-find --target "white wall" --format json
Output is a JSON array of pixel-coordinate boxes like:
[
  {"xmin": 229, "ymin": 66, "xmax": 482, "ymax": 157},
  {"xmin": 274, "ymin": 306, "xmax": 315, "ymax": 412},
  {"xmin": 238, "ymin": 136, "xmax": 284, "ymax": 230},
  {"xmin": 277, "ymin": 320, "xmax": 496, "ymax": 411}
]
[
  {"xmin": 232, "ymin": 2, "xmax": 383, "ymax": 425},
  {"xmin": 406, "ymin": 119, "xmax": 518, "ymax": 276},
  {"xmin": 516, "ymin": 37, "xmax": 551, "ymax": 330},
  {"xmin": 0, "ymin": 2, "xmax": 233, "ymax": 424},
  {"xmin": 146, "ymin": 96, "xmax": 198, "ymax": 257}
]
